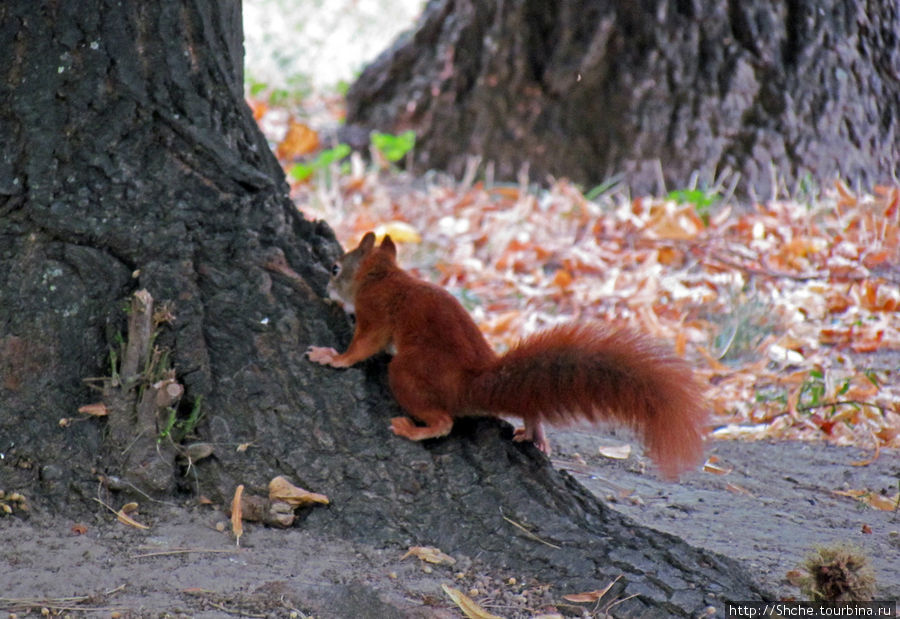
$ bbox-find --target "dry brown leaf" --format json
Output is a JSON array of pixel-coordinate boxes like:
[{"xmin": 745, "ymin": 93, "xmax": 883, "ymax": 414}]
[
  {"xmin": 276, "ymin": 119, "xmax": 319, "ymax": 159},
  {"xmin": 268, "ymin": 475, "xmax": 330, "ymax": 507},
  {"xmin": 563, "ymin": 575, "xmax": 619, "ymax": 603},
  {"xmin": 834, "ymin": 179, "xmax": 857, "ymax": 207},
  {"xmin": 441, "ymin": 584, "xmax": 502, "ymax": 619},
  {"xmin": 401, "ymin": 545, "xmax": 456, "ymax": 565},
  {"xmin": 725, "ymin": 483, "xmax": 753, "ymax": 496},
  {"xmin": 116, "ymin": 502, "xmax": 149, "ymax": 530},
  {"xmin": 832, "ymin": 488, "xmax": 898, "ymax": 511},
  {"xmin": 77, "ymin": 402, "xmax": 108, "ymax": 416},
  {"xmin": 703, "ymin": 460, "xmax": 732, "ymax": 475},
  {"xmin": 865, "ymin": 493, "xmax": 899, "ymax": 512},
  {"xmin": 551, "ymin": 268, "xmax": 573, "ymax": 289},
  {"xmin": 231, "ymin": 484, "xmax": 244, "ymax": 546},
  {"xmin": 597, "ymin": 444, "xmax": 632, "ymax": 460}
]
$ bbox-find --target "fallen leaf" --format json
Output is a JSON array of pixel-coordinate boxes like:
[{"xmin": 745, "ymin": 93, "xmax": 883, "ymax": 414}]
[
  {"xmin": 231, "ymin": 484, "xmax": 244, "ymax": 546},
  {"xmin": 703, "ymin": 460, "xmax": 732, "ymax": 475},
  {"xmin": 116, "ymin": 502, "xmax": 149, "ymax": 530},
  {"xmin": 373, "ymin": 221, "xmax": 422, "ymax": 244},
  {"xmin": 401, "ymin": 545, "xmax": 456, "ymax": 565},
  {"xmin": 563, "ymin": 576, "xmax": 619, "ymax": 603},
  {"xmin": 597, "ymin": 444, "xmax": 632, "ymax": 460},
  {"xmin": 77, "ymin": 402, "xmax": 108, "ymax": 416},
  {"xmin": 866, "ymin": 493, "xmax": 899, "ymax": 512},
  {"xmin": 268, "ymin": 475, "xmax": 329, "ymax": 507},
  {"xmin": 442, "ymin": 584, "xmax": 502, "ymax": 619},
  {"xmin": 276, "ymin": 119, "xmax": 319, "ymax": 160},
  {"xmin": 551, "ymin": 268, "xmax": 573, "ymax": 289}
]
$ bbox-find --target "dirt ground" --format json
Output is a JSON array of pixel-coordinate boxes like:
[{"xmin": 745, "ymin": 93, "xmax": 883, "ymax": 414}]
[{"xmin": 1, "ymin": 433, "xmax": 898, "ymax": 618}]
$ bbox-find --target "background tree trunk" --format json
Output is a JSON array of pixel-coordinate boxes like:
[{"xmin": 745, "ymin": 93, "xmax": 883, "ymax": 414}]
[
  {"xmin": 0, "ymin": 1, "xmax": 766, "ymax": 614},
  {"xmin": 346, "ymin": 0, "xmax": 900, "ymax": 199}
]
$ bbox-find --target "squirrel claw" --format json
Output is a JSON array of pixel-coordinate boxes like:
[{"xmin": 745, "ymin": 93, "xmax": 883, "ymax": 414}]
[{"xmin": 513, "ymin": 425, "xmax": 551, "ymax": 455}]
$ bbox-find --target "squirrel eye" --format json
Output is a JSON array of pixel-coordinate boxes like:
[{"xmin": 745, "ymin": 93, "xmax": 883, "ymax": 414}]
[{"xmin": 331, "ymin": 263, "xmax": 341, "ymax": 276}]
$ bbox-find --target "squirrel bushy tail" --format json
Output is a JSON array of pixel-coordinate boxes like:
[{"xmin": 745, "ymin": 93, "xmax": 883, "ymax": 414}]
[{"xmin": 466, "ymin": 324, "xmax": 707, "ymax": 479}]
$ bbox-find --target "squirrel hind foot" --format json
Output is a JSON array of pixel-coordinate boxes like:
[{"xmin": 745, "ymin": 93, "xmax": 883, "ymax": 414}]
[
  {"xmin": 390, "ymin": 414, "xmax": 453, "ymax": 442},
  {"xmin": 513, "ymin": 421, "xmax": 550, "ymax": 455}
]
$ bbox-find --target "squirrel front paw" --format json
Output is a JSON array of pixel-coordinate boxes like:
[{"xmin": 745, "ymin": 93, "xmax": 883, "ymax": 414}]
[{"xmin": 306, "ymin": 346, "xmax": 339, "ymax": 365}]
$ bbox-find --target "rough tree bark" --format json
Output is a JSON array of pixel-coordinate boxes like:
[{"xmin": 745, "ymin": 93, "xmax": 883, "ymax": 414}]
[
  {"xmin": 346, "ymin": 0, "xmax": 900, "ymax": 199},
  {"xmin": 0, "ymin": 1, "xmax": 765, "ymax": 615}
]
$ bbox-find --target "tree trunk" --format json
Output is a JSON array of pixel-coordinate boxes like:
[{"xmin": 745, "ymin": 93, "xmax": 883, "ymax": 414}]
[
  {"xmin": 346, "ymin": 0, "xmax": 900, "ymax": 199},
  {"xmin": 0, "ymin": 1, "xmax": 765, "ymax": 614}
]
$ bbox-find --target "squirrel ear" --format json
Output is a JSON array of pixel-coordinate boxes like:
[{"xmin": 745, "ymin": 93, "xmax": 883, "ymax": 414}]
[
  {"xmin": 358, "ymin": 231, "xmax": 376, "ymax": 252},
  {"xmin": 380, "ymin": 235, "xmax": 397, "ymax": 258}
]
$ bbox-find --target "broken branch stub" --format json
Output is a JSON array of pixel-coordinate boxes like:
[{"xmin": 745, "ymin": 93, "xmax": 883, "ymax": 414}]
[{"xmin": 120, "ymin": 289, "xmax": 154, "ymax": 383}]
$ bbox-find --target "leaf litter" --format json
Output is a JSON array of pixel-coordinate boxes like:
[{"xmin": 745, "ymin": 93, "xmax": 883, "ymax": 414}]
[{"xmin": 256, "ymin": 95, "xmax": 899, "ymax": 460}]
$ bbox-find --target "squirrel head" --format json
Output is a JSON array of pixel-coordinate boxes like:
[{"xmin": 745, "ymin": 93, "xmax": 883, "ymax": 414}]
[{"xmin": 325, "ymin": 232, "xmax": 397, "ymax": 314}]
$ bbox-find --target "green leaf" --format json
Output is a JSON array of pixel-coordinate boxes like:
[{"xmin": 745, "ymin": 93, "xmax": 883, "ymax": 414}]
[
  {"xmin": 249, "ymin": 80, "xmax": 267, "ymax": 98},
  {"xmin": 289, "ymin": 163, "xmax": 314, "ymax": 182},
  {"xmin": 371, "ymin": 130, "xmax": 416, "ymax": 162},
  {"xmin": 317, "ymin": 143, "xmax": 351, "ymax": 166},
  {"xmin": 288, "ymin": 144, "xmax": 351, "ymax": 182}
]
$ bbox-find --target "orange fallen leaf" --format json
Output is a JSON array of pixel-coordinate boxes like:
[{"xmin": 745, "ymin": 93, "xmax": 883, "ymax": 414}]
[
  {"xmin": 551, "ymin": 268, "xmax": 573, "ymax": 289},
  {"xmin": 77, "ymin": 402, "xmax": 108, "ymax": 416},
  {"xmin": 834, "ymin": 179, "xmax": 857, "ymax": 207},
  {"xmin": 489, "ymin": 185, "xmax": 520, "ymax": 202},
  {"xmin": 833, "ymin": 489, "xmax": 899, "ymax": 511},
  {"xmin": 268, "ymin": 476, "xmax": 329, "ymax": 507},
  {"xmin": 401, "ymin": 545, "xmax": 456, "ymax": 565},
  {"xmin": 276, "ymin": 119, "xmax": 319, "ymax": 160},
  {"xmin": 442, "ymin": 584, "xmax": 502, "ymax": 619},
  {"xmin": 231, "ymin": 484, "xmax": 244, "ymax": 546},
  {"xmin": 247, "ymin": 99, "xmax": 268, "ymax": 122},
  {"xmin": 865, "ymin": 493, "xmax": 899, "ymax": 512},
  {"xmin": 116, "ymin": 502, "xmax": 149, "ymax": 530},
  {"xmin": 703, "ymin": 459, "xmax": 732, "ymax": 475},
  {"xmin": 563, "ymin": 576, "xmax": 619, "ymax": 603}
]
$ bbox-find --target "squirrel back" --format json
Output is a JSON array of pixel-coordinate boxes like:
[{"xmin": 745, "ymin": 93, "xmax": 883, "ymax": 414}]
[{"xmin": 308, "ymin": 232, "xmax": 707, "ymax": 479}]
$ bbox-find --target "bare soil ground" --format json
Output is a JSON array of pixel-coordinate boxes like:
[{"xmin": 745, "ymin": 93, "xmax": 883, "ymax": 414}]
[{"xmin": 2, "ymin": 433, "xmax": 898, "ymax": 618}]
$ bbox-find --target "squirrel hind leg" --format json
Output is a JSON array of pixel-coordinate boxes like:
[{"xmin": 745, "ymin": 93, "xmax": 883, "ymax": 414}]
[
  {"xmin": 390, "ymin": 411, "xmax": 453, "ymax": 441},
  {"xmin": 513, "ymin": 419, "xmax": 551, "ymax": 455}
]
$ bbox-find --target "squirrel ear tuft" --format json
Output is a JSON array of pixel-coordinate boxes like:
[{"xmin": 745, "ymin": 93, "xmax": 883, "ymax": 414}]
[
  {"xmin": 358, "ymin": 231, "xmax": 376, "ymax": 252},
  {"xmin": 380, "ymin": 235, "xmax": 397, "ymax": 258}
]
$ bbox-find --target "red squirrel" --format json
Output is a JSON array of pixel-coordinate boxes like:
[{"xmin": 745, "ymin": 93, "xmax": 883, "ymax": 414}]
[{"xmin": 307, "ymin": 232, "xmax": 707, "ymax": 479}]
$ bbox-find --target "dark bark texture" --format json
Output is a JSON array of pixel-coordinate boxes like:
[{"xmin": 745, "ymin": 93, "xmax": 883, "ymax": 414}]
[
  {"xmin": 346, "ymin": 0, "xmax": 900, "ymax": 198},
  {"xmin": 1, "ymin": 1, "xmax": 766, "ymax": 615}
]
